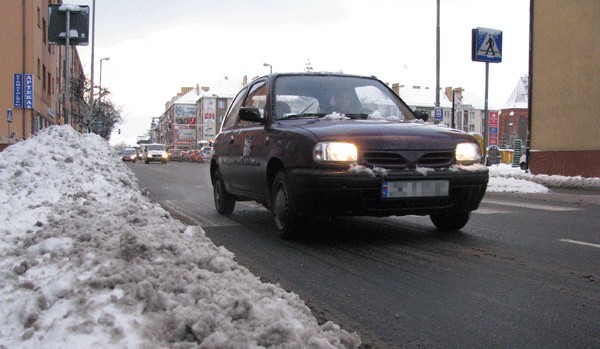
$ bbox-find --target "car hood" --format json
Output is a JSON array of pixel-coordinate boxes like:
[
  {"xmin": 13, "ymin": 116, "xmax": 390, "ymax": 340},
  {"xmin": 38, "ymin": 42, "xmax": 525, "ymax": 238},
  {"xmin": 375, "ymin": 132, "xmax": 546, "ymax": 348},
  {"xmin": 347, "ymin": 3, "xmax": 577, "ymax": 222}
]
[{"xmin": 292, "ymin": 119, "xmax": 475, "ymax": 150}]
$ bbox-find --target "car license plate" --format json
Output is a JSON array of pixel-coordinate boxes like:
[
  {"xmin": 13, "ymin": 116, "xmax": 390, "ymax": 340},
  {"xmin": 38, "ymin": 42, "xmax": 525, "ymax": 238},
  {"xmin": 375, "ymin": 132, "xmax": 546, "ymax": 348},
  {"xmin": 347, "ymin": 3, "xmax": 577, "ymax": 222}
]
[{"xmin": 382, "ymin": 180, "xmax": 449, "ymax": 198}]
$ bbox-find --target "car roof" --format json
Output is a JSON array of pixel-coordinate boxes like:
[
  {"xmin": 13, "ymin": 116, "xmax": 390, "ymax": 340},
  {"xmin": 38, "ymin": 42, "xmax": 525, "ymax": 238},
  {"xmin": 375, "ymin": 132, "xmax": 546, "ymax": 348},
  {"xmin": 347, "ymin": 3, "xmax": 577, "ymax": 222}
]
[{"xmin": 247, "ymin": 72, "xmax": 380, "ymax": 86}]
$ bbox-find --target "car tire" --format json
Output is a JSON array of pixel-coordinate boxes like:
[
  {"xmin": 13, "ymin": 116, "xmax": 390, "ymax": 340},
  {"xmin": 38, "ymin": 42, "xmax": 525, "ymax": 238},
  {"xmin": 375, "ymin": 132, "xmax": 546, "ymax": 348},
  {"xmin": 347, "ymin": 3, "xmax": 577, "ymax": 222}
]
[
  {"xmin": 213, "ymin": 170, "xmax": 235, "ymax": 215},
  {"xmin": 520, "ymin": 162, "xmax": 526, "ymax": 170},
  {"xmin": 272, "ymin": 171, "xmax": 303, "ymax": 239},
  {"xmin": 430, "ymin": 211, "xmax": 471, "ymax": 232}
]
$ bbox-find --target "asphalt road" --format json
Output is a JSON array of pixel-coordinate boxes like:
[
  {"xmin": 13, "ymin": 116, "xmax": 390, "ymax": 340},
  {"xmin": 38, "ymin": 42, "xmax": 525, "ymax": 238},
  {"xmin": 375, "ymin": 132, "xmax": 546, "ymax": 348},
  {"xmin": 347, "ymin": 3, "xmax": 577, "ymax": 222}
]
[{"xmin": 129, "ymin": 161, "xmax": 600, "ymax": 349}]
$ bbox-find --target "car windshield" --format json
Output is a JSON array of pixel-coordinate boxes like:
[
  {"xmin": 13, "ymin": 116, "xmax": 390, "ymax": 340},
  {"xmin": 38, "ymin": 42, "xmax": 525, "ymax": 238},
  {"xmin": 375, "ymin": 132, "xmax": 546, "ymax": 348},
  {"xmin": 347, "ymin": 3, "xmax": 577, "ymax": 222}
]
[
  {"xmin": 273, "ymin": 75, "xmax": 415, "ymax": 121},
  {"xmin": 147, "ymin": 144, "xmax": 165, "ymax": 151},
  {"xmin": 122, "ymin": 149, "xmax": 135, "ymax": 155}
]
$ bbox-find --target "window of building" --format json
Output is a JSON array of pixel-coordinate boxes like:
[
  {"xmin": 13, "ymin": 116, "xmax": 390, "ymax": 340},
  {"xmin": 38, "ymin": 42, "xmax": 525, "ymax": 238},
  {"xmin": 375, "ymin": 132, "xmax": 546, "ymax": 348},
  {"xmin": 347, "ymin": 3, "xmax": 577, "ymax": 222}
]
[
  {"xmin": 43, "ymin": 18, "xmax": 47, "ymax": 43},
  {"xmin": 37, "ymin": 59, "xmax": 41, "ymax": 79},
  {"xmin": 48, "ymin": 72, "xmax": 52, "ymax": 95},
  {"xmin": 37, "ymin": 7, "xmax": 41, "ymax": 28},
  {"xmin": 42, "ymin": 65, "xmax": 47, "ymax": 90}
]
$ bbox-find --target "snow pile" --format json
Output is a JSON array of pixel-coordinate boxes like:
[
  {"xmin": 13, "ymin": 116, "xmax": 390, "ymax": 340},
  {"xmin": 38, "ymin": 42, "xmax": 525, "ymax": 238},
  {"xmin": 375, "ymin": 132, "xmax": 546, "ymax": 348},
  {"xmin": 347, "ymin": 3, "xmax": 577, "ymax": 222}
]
[
  {"xmin": 487, "ymin": 164, "xmax": 600, "ymax": 192},
  {"xmin": 0, "ymin": 126, "xmax": 360, "ymax": 349}
]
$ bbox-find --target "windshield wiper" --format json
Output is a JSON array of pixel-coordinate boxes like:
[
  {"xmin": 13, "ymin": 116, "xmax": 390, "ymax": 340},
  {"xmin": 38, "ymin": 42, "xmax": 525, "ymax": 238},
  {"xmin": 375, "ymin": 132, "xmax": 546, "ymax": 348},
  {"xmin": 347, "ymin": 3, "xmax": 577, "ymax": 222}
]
[
  {"xmin": 344, "ymin": 113, "xmax": 369, "ymax": 119},
  {"xmin": 279, "ymin": 113, "xmax": 326, "ymax": 120}
]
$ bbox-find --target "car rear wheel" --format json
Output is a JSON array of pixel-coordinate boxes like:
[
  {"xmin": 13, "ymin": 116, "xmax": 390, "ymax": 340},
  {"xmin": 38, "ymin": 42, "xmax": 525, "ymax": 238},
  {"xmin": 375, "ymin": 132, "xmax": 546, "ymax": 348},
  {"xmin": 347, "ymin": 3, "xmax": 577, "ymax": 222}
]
[
  {"xmin": 272, "ymin": 171, "xmax": 303, "ymax": 239},
  {"xmin": 430, "ymin": 211, "xmax": 471, "ymax": 232},
  {"xmin": 213, "ymin": 170, "xmax": 235, "ymax": 214}
]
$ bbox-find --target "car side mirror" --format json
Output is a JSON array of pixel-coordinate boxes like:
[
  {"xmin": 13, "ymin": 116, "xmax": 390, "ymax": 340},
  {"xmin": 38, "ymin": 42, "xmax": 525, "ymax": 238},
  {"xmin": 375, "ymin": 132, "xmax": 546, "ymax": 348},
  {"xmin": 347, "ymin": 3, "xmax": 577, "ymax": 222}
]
[
  {"xmin": 239, "ymin": 107, "xmax": 264, "ymax": 123},
  {"xmin": 413, "ymin": 109, "xmax": 429, "ymax": 122}
]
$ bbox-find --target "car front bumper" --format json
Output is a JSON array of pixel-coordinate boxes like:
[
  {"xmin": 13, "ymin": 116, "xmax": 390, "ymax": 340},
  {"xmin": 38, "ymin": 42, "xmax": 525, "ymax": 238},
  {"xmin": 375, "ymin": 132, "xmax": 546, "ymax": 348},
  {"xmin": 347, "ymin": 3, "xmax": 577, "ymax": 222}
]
[{"xmin": 286, "ymin": 165, "xmax": 488, "ymax": 217}]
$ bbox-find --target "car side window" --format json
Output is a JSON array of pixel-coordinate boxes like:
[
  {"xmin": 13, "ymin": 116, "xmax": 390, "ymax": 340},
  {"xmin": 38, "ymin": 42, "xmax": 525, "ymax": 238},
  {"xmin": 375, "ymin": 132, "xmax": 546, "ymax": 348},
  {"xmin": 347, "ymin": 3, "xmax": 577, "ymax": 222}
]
[
  {"xmin": 221, "ymin": 87, "xmax": 247, "ymax": 131},
  {"xmin": 238, "ymin": 80, "xmax": 267, "ymax": 127},
  {"xmin": 243, "ymin": 80, "xmax": 267, "ymax": 109}
]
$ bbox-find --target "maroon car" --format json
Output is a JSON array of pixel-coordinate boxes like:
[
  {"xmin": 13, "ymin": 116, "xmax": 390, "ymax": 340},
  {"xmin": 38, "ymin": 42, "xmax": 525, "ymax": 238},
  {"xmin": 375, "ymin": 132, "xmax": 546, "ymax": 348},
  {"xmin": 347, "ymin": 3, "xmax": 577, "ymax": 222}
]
[{"xmin": 210, "ymin": 73, "xmax": 488, "ymax": 239}]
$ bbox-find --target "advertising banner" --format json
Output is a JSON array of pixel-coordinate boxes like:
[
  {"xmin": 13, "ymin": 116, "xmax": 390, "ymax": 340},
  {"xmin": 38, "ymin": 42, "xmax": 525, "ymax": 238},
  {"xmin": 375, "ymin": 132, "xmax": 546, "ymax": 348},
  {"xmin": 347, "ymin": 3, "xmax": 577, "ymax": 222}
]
[{"xmin": 202, "ymin": 98, "xmax": 216, "ymax": 140}]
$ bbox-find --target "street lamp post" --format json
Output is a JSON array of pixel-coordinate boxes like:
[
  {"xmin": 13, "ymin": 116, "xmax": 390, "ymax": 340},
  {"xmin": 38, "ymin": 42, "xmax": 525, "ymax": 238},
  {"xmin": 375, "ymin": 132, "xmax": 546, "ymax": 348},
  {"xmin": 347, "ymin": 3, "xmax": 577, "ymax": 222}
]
[
  {"xmin": 263, "ymin": 63, "xmax": 272, "ymax": 74},
  {"xmin": 96, "ymin": 57, "xmax": 110, "ymax": 134},
  {"xmin": 99, "ymin": 57, "xmax": 110, "ymax": 95}
]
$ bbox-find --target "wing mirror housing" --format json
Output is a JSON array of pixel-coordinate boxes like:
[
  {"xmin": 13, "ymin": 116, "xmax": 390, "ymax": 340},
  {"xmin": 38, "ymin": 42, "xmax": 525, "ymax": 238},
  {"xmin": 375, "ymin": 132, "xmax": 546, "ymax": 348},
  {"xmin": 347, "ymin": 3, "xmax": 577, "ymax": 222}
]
[
  {"xmin": 239, "ymin": 107, "xmax": 264, "ymax": 123},
  {"xmin": 413, "ymin": 109, "xmax": 429, "ymax": 122}
]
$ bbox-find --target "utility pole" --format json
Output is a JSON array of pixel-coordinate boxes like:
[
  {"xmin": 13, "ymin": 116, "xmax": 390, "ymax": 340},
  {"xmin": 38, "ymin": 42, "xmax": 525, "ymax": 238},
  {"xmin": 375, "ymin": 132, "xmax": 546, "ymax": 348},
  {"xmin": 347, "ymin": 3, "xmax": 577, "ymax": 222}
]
[
  {"xmin": 435, "ymin": 0, "xmax": 440, "ymax": 108},
  {"xmin": 88, "ymin": 0, "xmax": 96, "ymax": 132}
]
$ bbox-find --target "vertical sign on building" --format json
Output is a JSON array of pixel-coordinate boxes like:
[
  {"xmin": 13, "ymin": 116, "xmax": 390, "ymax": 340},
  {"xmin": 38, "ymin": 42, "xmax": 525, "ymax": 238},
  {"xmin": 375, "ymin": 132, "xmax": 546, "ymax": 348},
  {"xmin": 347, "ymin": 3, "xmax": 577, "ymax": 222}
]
[
  {"xmin": 203, "ymin": 98, "xmax": 216, "ymax": 141},
  {"xmin": 24, "ymin": 74, "xmax": 34, "ymax": 109},
  {"xmin": 14, "ymin": 74, "xmax": 23, "ymax": 108},
  {"xmin": 488, "ymin": 111, "xmax": 499, "ymax": 145}
]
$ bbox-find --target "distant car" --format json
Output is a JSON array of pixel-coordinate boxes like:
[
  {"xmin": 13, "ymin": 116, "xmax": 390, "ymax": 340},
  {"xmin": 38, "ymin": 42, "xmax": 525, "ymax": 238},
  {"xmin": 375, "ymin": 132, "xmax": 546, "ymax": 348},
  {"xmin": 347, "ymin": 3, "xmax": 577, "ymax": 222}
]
[
  {"xmin": 199, "ymin": 146, "xmax": 213, "ymax": 163},
  {"xmin": 210, "ymin": 73, "xmax": 489, "ymax": 239},
  {"xmin": 121, "ymin": 148, "xmax": 138, "ymax": 163},
  {"xmin": 169, "ymin": 149, "xmax": 186, "ymax": 162},
  {"xmin": 143, "ymin": 143, "xmax": 168, "ymax": 164}
]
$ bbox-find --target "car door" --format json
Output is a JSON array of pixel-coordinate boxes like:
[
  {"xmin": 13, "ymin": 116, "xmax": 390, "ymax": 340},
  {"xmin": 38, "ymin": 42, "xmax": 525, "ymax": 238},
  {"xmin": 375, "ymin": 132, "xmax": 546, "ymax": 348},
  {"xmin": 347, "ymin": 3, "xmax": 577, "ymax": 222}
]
[
  {"xmin": 214, "ymin": 86, "xmax": 246, "ymax": 191},
  {"xmin": 227, "ymin": 79, "xmax": 269, "ymax": 197}
]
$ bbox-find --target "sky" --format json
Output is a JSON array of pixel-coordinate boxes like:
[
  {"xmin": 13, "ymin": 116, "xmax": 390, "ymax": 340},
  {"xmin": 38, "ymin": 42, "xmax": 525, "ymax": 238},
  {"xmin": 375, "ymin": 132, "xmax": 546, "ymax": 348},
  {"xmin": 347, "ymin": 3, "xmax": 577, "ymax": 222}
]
[
  {"xmin": 1, "ymin": 125, "xmax": 599, "ymax": 348},
  {"xmin": 72, "ymin": 0, "xmax": 531, "ymax": 146}
]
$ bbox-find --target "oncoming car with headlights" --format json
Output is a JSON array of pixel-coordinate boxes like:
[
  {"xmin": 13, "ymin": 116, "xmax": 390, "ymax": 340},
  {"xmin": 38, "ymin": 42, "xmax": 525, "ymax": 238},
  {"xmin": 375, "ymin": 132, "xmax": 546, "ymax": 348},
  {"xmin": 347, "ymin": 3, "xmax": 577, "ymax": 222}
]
[
  {"xmin": 143, "ymin": 143, "xmax": 169, "ymax": 164},
  {"xmin": 210, "ymin": 73, "xmax": 488, "ymax": 239}
]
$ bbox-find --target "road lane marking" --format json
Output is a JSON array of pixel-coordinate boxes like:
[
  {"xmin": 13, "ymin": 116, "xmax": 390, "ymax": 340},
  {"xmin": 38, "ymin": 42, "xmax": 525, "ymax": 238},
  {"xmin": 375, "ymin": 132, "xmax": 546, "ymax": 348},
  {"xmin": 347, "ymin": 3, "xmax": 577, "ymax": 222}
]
[
  {"xmin": 473, "ymin": 208, "xmax": 512, "ymax": 214},
  {"xmin": 482, "ymin": 199, "xmax": 582, "ymax": 212},
  {"xmin": 559, "ymin": 239, "xmax": 600, "ymax": 249}
]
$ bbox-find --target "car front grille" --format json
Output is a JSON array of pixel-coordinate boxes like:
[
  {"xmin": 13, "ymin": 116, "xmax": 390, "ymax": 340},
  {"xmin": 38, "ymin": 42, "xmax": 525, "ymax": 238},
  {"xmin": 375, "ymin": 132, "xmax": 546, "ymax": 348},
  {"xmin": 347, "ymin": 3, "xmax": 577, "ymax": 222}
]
[
  {"xmin": 416, "ymin": 151, "xmax": 454, "ymax": 167},
  {"xmin": 363, "ymin": 152, "xmax": 408, "ymax": 169},
  {"xmin": 363, "ymin": 150, "xmax": 454, "ymax": 169}
]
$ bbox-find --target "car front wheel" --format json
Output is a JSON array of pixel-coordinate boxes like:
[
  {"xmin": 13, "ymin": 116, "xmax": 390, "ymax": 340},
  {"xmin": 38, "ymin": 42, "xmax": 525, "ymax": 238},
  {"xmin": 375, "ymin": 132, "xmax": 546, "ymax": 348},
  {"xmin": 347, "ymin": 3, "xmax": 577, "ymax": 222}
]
[
  {"xmin": 430, "ymin": 211, "xmax": 471, "ymax": 232},
  {"xmin": 271, "ymin": 171, "xmax": 303, "ymax": 239},
  {"xmin": 213, "ymin": 170, "xmax": 235, "ymax": 214}
]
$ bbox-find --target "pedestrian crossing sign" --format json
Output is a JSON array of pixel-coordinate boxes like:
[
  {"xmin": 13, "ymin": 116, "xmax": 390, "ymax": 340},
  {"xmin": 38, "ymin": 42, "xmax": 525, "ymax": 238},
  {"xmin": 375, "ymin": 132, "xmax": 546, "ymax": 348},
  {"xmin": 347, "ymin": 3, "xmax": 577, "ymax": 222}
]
[{"xmin": 472, "ymin": 27, "xmax": 503, "ymax": 63}]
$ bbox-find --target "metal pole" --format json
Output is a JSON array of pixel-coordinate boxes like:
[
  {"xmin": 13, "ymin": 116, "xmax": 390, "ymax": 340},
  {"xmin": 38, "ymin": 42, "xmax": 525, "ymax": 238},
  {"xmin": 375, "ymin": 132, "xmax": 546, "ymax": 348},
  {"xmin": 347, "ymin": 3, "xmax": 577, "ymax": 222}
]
[
  {"xmin": 435, "ymin": 0, "xmax": 440, "ymax": 107},
  {"xmin": 99, "ymin": 58, "xmax": 103, "ymax": 95},
  {"xmin": 65, "ymin": 11, "xmax": 71, "ymax": 125},
  {"xmin": 451, "ymin": 90, "xmax": 455, "ymax": 129},
  {"xmin": 483, "ymin": 62, "xmax": 490, "ymax": 155},
  {"xmin": 89, "ymin": 0, "xmax": 96, "ymax": 130}
]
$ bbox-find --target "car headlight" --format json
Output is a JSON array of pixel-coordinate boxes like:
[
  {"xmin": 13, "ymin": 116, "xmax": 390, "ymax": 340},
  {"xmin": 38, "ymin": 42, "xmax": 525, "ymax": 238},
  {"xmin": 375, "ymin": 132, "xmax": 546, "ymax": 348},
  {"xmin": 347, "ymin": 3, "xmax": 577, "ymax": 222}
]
[
  {"xmin": 455, "ymin": 142, "xmax": 482, "ymax": 165},
  {"xmin": 162, "ymin": 151, "xmax": 168, "ymax": 158},
  {"xmin": 314, "ymin": 142, "xmax": 358, "ymax": 162}
]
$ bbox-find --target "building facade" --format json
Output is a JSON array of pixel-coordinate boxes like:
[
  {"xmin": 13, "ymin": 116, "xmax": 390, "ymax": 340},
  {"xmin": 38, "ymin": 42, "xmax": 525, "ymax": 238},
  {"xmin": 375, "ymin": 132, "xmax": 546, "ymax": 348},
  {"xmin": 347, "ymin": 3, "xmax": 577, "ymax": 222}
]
[
  {"xmin": 391, "ymin": 84, "xmax": 488, "ymax": 136},
  {"xmin": 499, "ymin": 76, "xmax": 529, "ymax": 149},
  {"xmin": 529, "ymin": 0, "xmax": 599, "ymax": 177},
  {"xmin": 0, "ymin": 0, "xmax": 86, "ymax": 151}
]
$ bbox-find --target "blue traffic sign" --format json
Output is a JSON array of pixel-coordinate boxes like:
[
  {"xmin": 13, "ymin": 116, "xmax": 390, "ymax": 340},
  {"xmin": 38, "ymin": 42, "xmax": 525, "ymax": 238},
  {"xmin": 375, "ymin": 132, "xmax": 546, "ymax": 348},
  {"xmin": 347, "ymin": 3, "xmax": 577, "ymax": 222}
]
[
  {"xmin": 24, "ymin": 74, "xmax": 34, "ymax": 109},
  {"xmin": 14, "ymin": 74, "xmax": 23, "ymax": 108},
  {"xmin": 472, "ymin": 27, "xmax": 503, "ymax": 63},
  {"xmin": 434, "ymin": 107, "xmax": 443, "ymax": 122}
]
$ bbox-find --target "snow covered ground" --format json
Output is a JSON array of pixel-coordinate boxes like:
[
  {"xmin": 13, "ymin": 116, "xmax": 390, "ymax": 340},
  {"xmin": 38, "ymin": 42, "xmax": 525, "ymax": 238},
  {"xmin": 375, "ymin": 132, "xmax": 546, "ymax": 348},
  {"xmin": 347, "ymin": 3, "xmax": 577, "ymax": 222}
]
[
  {"xmin": 0, "ymin": 126, "xmax": 360, "ymax": 349},
  {"xmin": 0, "ymin": 125, "xmax": 597, "ymax": 349},
  {"xmin": 487, "ymin": 163, "xmax": 600, "ymax": 193}
]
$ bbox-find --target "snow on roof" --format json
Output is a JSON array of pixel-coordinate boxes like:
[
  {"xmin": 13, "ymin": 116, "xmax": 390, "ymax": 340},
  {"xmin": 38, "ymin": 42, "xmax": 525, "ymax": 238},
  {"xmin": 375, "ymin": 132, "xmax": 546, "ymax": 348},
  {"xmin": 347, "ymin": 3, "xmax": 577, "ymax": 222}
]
[
  {"xmin": 173, "ymin": 86, "xmax": 208, "ymax": 104},
  {"xmin": 503, "ymin": 76, "xmax": 529, "ymax": 109},
  {"xmin": 0, "ymin": 125, "xmax": 361, "ymax": 348},
  {"xmin": 207, "ymin": 77, "xmax": 244, "ymax": 98}
]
